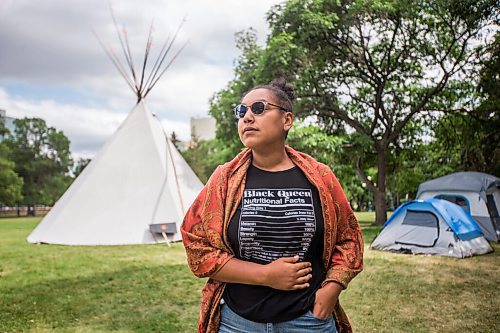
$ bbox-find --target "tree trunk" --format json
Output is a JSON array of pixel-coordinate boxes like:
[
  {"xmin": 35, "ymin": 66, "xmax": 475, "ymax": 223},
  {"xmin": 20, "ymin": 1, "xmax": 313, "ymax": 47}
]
[
  {"xmin": 354, "ymin": 143, "xmax": 389, "ymax": 224},
  {"xmin": 373, "ymin": 188, "xmax": 387, "ymax": 225},
  {"xmin": 27, "ymin": 204, "xmax": 36, "ymax": 216},
  {"xmin": 374, "ymin": 147, "xmax": 388, "ymax": 226}
]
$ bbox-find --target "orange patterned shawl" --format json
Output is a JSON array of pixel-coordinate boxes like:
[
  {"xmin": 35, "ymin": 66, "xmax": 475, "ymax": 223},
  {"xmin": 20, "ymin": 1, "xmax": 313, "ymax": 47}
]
[{"xmin": 181, "ymin": 146, "xmax": 364, "ymax": 333}]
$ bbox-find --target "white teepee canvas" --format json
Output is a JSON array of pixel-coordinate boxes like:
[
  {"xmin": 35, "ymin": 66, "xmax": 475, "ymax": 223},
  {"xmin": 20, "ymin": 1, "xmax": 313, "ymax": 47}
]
[
  {"xmin": 27, "ymin": 101, "xmax": 203, "ymax": 245},
  {"xmin": 28, "ymin": 15, "xmax": 201, "ymax": 245}
]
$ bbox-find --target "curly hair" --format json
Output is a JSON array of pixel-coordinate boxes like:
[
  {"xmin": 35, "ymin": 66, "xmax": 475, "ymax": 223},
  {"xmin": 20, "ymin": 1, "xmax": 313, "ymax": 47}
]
[{"xmin": 250, "ymin": 78, "xmax": 295, "ymax": 113}]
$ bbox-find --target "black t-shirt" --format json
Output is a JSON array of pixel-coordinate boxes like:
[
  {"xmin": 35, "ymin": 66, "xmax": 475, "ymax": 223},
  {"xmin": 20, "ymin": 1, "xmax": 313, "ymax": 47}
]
[{"xmin": 222, "ymin": 164, "xmax": 325, "ymax": 323}]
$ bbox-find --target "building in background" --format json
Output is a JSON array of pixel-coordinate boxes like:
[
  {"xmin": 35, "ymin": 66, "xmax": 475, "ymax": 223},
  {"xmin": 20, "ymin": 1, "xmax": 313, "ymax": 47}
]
[
  {"xmin": 190, "ymin": 116, "xmax": 216, "ymax": 141},
  {"xmin": 0, "ymin": 109, "xmax": 17, "ymax": 140}
]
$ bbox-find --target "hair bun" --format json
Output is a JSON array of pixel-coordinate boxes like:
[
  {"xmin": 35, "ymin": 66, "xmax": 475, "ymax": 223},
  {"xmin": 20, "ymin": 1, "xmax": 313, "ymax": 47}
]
[{"xmin": 270, "ymin": 78, "xmax": 295, "ymax": 102}]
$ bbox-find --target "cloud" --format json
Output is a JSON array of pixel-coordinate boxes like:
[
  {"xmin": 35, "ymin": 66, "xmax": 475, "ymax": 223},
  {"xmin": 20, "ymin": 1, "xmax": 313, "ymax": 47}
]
[
  {"xmin": 0, "ymin": 86, "xmax": 207, "ymax": 159},
  {"xmin": 0, "ymin": 0, "xmax": 278, "ymax": 83},
  {"xmin": 0, "ymin": 88, "xmax": 126, "ymax": 158},
  {"xmin": 0, "ymin": 0, "xmax": 282, "ymax": 159}
]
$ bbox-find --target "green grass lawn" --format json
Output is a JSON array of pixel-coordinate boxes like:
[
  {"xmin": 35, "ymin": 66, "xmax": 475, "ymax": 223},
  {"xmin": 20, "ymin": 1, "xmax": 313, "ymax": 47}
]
[{"xmin": 1, "ymin": 215, "xmax": 498, "ymax": 333}]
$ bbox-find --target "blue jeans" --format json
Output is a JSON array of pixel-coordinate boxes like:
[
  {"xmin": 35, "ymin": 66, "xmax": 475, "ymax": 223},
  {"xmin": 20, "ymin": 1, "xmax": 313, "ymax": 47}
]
[{"xmin": 218, "ymin": 303, "xmax": 338, "ymax": 333}]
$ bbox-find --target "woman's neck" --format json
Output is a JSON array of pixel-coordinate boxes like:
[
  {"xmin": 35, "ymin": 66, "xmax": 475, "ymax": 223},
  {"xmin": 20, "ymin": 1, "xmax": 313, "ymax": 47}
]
[{"xmin": 251, "ymin": 146, "xmax": 294, "ymax": 172}]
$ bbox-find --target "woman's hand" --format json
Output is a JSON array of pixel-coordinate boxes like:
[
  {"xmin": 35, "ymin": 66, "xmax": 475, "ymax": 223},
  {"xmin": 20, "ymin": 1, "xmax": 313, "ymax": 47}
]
[
  {"xmin": 211, "ymin": 256, "xmax": 310, "ymax": 288},
  {"xmin": 312, "ymin": 282, "xmax": 342, "ymax": 319},
  {"xmin": 263, "ymin": 255, "xmax": 312, "ymax": 290}
]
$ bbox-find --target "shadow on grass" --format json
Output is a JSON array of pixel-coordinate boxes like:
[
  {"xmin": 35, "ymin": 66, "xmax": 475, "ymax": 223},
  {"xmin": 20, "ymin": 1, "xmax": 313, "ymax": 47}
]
[{"xmin": 0, "ymin": 264, "xmax": 203, "ymax": 333}]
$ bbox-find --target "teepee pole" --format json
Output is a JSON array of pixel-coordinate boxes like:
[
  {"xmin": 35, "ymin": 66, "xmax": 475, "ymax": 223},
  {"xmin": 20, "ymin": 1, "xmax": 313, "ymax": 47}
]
[
  {"xmin": 138, "ymin": 20, "xmax": 154, "ymax": 96},
  {"xmin": 165, "ymin": 136, "xmax": 186, "ymax": 216},
  {"xmin": 96, "ymin": 2, "xmax": 186, "ymax": 103},
  {"xmin": 109, "ymin": 1, "xmax": 139, "ymax": 91}
]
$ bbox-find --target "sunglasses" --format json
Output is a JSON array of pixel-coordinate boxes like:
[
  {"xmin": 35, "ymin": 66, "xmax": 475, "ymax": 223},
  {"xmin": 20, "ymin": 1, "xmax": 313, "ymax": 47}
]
[{"xmin": 233, "ymin": 101, "xmax": 290, "ymax": 119}]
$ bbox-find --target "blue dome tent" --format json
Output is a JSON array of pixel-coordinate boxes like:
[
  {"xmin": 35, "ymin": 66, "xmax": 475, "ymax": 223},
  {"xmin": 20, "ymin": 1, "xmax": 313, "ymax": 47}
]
[{"xmin": 370, "ymin": 199, "xmax": 493, "ymax": 258}]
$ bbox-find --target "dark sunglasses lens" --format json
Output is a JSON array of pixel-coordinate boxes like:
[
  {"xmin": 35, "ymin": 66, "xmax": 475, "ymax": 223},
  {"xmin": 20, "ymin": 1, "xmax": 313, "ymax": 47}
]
[
  {"xmin": 234, "ymin": 104, "xmax": 248, "ymax": 118},
  {"xmin": 251, "ymin": 101, "xmax": 266, "ymax": 114}
]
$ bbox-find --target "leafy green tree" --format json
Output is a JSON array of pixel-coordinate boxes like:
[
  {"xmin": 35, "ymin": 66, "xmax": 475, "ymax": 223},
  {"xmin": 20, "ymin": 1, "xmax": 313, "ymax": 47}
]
[
  {"xmin": 287, "ymin": 125, "xmax": 345, "ymax": 165},
  {"xmin": 0, "ymin": 148, "xmax": 23, "ymax": 206},
  {"xmin": 7, "ymin": 118, "xmax": 73, "ymax": 213},
  {"xmin": 287, "ymin": 124, "xmax": 371, "ymax": 209},
  {"xmin": 387, "ymin": 139, "xmax": 461, "ymax": 204},
  {"xmin": 262, "ymin": 0, "xmax": 497, "ymax": 224},
  {"xmin": 73, "ymin": 157, "xmax": 91, "ymax": 178},
  {"xmin": 432, "ymin": 32, "xmax": 500, "ymax": 176},
  {"xmin": 181, "ymin": 136, "xmax": 222, "ymax": 184},
  {"xmin": 0, "ymin": 116, "xmax": 23, "ymax": 206}
]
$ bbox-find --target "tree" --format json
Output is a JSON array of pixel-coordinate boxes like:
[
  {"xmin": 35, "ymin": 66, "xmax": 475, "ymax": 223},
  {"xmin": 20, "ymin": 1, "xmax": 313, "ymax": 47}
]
[
  {"xmin": 432, "ymin": 32, "xmax": 500, "ymax": 176},
  {"xmin": 387, "ymin": 138, "xmax": 461, "ymax": 206},
  {"xmin": 170, "ymin": 131, "xmax": 181, "ymax": 151},
  {"xmin": 0, "ymin": 116, "xmax": 23, "ymax": 206},
  {"xmin": 181, "ymin": 137, "xmax": 222, "ymax": 184},
  {"xmin": 263, "ymin": 0, "xmax": 497, "ymax": 224},
  {"xmin": 287, "ymin": 124, "xmax": 371, "ymax": 209},
  {"xmin": 73, "ymin": 157, "xmax": 91, "ymax": 178},
  {"xmin": 7, "ymin": 118, "xmax": 73, "ymax": 213}
]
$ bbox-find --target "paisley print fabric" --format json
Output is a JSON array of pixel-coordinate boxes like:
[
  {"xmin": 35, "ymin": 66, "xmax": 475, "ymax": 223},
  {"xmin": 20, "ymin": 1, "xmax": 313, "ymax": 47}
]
[{"xmin": 181, "ymin": 146, "xmax": 364, "ymax": 333}]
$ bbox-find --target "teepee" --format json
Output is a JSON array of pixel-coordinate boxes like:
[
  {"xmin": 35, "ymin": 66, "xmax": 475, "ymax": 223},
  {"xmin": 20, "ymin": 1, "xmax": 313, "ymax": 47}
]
[{"xmin": 27, "ymin": 15, "xmax": 203, "ymax": 245}]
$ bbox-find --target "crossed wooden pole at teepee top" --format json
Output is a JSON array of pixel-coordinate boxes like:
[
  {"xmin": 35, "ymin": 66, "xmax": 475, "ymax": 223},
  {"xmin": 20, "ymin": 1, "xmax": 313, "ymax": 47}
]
[{"xmin": 93, "ymin": 3, "xmax": 188, "ymax": 104}]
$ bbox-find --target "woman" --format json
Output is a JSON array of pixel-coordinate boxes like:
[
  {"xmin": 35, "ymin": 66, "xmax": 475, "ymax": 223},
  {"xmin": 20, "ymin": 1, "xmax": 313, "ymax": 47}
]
[{"xmin": 181, "ymin": 79, "xmax": 363, "ymax": 333}]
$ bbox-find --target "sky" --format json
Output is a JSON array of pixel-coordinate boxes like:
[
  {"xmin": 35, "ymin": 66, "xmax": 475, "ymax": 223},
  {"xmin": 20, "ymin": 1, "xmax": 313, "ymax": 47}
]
[{"xmin": 0, "ymin": 0, "xmax": 282, "ymax": 160}]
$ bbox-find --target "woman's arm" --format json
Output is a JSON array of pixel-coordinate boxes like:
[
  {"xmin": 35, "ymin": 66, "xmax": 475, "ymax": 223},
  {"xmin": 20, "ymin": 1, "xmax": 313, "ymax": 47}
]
[
  {"xmin": 311, "ymin": 165, "xmax": 364, "ymax": 318},
  {"xmin": 181, "ymin": 167, "xmax": 236, "ymax": 278},
  {"xmin": 312, "ymin": 281, "xmax": 343, "ymax": 319},
  {"xmin": 322, "ymin": 169, "xmax": 364, "ymax": 289},
  {"xmin": 212, "ymin": 255, "xmax": 313, "ymax": 291}
]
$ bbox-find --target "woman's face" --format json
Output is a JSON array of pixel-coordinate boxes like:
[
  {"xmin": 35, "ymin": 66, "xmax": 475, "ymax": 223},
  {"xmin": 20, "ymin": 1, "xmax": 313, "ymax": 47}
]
[{"xmin": 237, "ymin": 88, "xmax": 293, "ymax": 150}]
